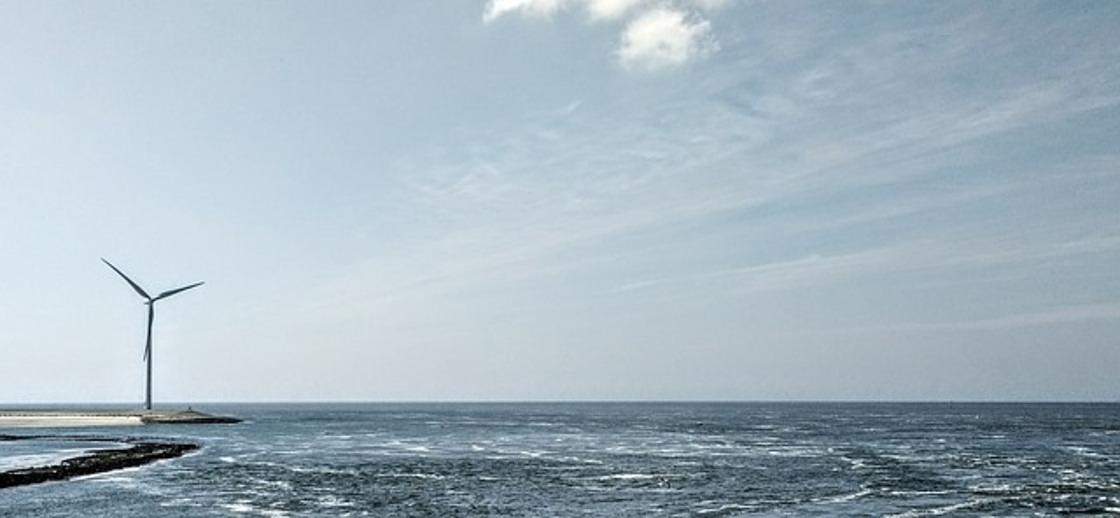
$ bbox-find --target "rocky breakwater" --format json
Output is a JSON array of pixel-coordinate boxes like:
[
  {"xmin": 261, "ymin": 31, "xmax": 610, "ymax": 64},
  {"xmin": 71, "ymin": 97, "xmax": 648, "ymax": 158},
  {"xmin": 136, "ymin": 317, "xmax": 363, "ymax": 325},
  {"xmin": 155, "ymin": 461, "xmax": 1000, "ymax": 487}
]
[{"xmin": 0, "ymin": 435, "xmax": 199, "ymax": 488}]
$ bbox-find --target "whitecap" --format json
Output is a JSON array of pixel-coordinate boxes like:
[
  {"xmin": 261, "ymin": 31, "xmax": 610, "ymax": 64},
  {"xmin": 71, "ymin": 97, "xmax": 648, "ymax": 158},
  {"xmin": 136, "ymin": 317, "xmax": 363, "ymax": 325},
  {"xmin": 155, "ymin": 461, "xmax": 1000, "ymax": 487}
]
[
  {"xmin": 597, "ymin": 473, "xmax": 660, "ymax": 480},
  {"xmin": 884, "ymin": 498, "xmax": 991, "ymax": 517},
  {"xmin": 838, "ymin": 455, "xmax": 868, "ymax": 469},
  {"xmin": 376, "ymin": 472, "xmax": 444, "ymax": 480},
  {"xmin": 73, "ymin": 465, "xmax": 142, "ymax": 482},
  {"xmin": 317, "ymin": 495, "xmax": 355, "ymax": 508},
  {"xmin": 221, "ymin": 501, "xmax": 255, "ymax": 513},
  {"xmin": 695, "ymin": 503, "xmax": 753, "ymax": 515},
  {"xmin": 822, "ymin": 488, "xmax": 872, "ymax": 503}
]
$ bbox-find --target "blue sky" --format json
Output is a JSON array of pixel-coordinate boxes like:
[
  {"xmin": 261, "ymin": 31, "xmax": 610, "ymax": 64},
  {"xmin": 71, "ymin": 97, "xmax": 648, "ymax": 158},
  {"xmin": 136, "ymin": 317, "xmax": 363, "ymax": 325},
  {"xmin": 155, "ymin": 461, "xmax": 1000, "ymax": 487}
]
[{"xmin": 1, "ymin": 1, "xmax": 1118, "ymax": 402}]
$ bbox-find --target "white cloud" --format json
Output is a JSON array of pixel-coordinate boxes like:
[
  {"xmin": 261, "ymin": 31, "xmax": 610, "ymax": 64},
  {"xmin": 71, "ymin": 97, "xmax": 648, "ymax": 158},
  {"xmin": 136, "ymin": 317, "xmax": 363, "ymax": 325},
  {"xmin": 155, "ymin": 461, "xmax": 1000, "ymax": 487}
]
[
  {"xmin": 584, "ymin": 0, "xmax": 647, "ymax": 20},
  {"xmin": 618, "ymin": 8, "xmax": 715, "ymax": 70},
  {"xmin": 484, "ymin": 0, "xmax": 719, "ymax": 69},
  {"xmin": 690, "ymin": 0, "xmax": 730, "ymax": 10},
  {"xmin": 483, "ymin": 0, "xmax": 568, "ymax": 22},
  {"xmin": 484, "ymin": 0, "xmax": 658, "ymax": 22}
]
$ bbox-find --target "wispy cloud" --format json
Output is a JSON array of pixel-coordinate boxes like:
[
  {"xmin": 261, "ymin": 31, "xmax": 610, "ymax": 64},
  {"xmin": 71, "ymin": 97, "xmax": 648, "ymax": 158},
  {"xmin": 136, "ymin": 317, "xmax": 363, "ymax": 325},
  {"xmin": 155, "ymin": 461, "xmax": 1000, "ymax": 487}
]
[
  {"xmin": 608, "ymin": 246, "xmax": 901, "ymax": 294},
  {"xmin": 296, "ymin": 5, "xmax": 1120, "ymax": 335},
  {"xmin": 853, "ymin": 303, "xmax": 1120, "ymax": 333},
  {"xmin": 609, "ymin": 233, "xmax": 1120, "ymax": 296}
]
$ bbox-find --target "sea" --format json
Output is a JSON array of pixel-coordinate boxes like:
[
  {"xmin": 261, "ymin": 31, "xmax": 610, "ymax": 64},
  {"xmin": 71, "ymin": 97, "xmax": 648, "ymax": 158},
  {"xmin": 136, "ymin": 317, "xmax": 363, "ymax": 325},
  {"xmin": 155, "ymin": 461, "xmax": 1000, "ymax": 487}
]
[{"xmin": 2, "ymin": 403, "xmax": 1119, "ymax": 516}]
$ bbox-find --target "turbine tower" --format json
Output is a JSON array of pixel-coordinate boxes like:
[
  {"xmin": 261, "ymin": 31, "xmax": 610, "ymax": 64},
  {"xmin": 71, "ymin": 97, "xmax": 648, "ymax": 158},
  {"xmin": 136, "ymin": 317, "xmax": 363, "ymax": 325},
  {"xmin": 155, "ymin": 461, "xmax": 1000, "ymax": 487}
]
[{"xmin": 102, "ymin": 258, "xmax": 204, "ymax": 411}]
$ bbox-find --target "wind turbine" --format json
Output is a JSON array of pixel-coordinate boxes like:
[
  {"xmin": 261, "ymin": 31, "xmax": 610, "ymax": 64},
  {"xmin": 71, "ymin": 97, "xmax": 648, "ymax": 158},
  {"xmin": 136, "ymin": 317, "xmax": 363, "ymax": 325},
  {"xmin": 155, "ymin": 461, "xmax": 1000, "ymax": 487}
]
[{"xmin": 102, "ymin": 258, "xmax": 204, "ymax": 411}]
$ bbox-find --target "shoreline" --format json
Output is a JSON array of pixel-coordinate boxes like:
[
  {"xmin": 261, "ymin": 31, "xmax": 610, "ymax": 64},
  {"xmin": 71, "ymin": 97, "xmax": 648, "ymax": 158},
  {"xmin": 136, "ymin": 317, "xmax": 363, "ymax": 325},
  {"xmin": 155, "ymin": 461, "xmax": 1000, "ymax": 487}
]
[
  {"xmin": 0, "ymin": 415, "xmax": 143, "ymax": 428},
  {"xmin": 0, "ymin": 435, "xmax": 198, "ymax": 489}
]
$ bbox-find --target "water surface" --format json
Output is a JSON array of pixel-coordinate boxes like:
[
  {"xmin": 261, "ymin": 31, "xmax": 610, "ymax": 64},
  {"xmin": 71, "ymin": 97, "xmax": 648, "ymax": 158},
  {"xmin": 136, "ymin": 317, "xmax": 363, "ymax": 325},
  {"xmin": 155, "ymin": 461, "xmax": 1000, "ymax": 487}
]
[{"xmin": 2, "ymin": 403, "xmax": 1119, "ymax": 516}]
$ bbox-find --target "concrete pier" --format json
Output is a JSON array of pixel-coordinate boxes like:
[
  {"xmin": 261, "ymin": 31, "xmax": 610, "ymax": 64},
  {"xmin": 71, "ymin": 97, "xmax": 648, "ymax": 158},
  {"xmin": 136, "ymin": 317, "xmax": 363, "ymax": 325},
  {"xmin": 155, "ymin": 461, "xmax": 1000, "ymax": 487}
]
[{"xmin": 0, "ymin": 409, "xmax": 241, "ymax": 428}]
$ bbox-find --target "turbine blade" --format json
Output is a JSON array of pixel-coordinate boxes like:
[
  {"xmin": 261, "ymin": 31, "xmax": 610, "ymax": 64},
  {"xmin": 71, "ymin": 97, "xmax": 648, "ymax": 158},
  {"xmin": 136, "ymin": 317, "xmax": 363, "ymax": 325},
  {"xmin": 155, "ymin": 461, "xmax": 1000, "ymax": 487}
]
[
  {"xmin": 101, "ymin": 258, "xmax": 151, "ymax": 300},
  {"xmin": 154, "ymin": 281, "xmax": 205, "ymax": 301}
]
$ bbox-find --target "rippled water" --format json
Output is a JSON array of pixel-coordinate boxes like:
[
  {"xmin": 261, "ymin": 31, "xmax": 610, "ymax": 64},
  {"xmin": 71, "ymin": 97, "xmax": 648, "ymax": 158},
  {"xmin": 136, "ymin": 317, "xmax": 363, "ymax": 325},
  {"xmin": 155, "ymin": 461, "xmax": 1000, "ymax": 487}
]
[{"xmin": 2, "ymin": 403, "xmax": 1119, "ymax": 516}]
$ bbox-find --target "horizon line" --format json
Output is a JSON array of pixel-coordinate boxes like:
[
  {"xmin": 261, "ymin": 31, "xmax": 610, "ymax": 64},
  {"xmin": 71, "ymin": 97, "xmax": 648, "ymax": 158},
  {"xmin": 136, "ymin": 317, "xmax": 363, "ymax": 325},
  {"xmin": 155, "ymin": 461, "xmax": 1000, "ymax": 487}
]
[{"xmin": 3, "ymin": 399, "xmax": 1120, "ymax": 406}]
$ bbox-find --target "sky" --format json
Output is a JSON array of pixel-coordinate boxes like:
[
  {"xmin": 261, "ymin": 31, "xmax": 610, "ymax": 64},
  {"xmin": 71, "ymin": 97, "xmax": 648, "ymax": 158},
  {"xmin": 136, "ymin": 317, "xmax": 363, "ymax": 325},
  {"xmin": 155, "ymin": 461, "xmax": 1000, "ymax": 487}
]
[{"xmin": 1, "ymin": 0, "xmax": 1118, "ymax": 403}]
